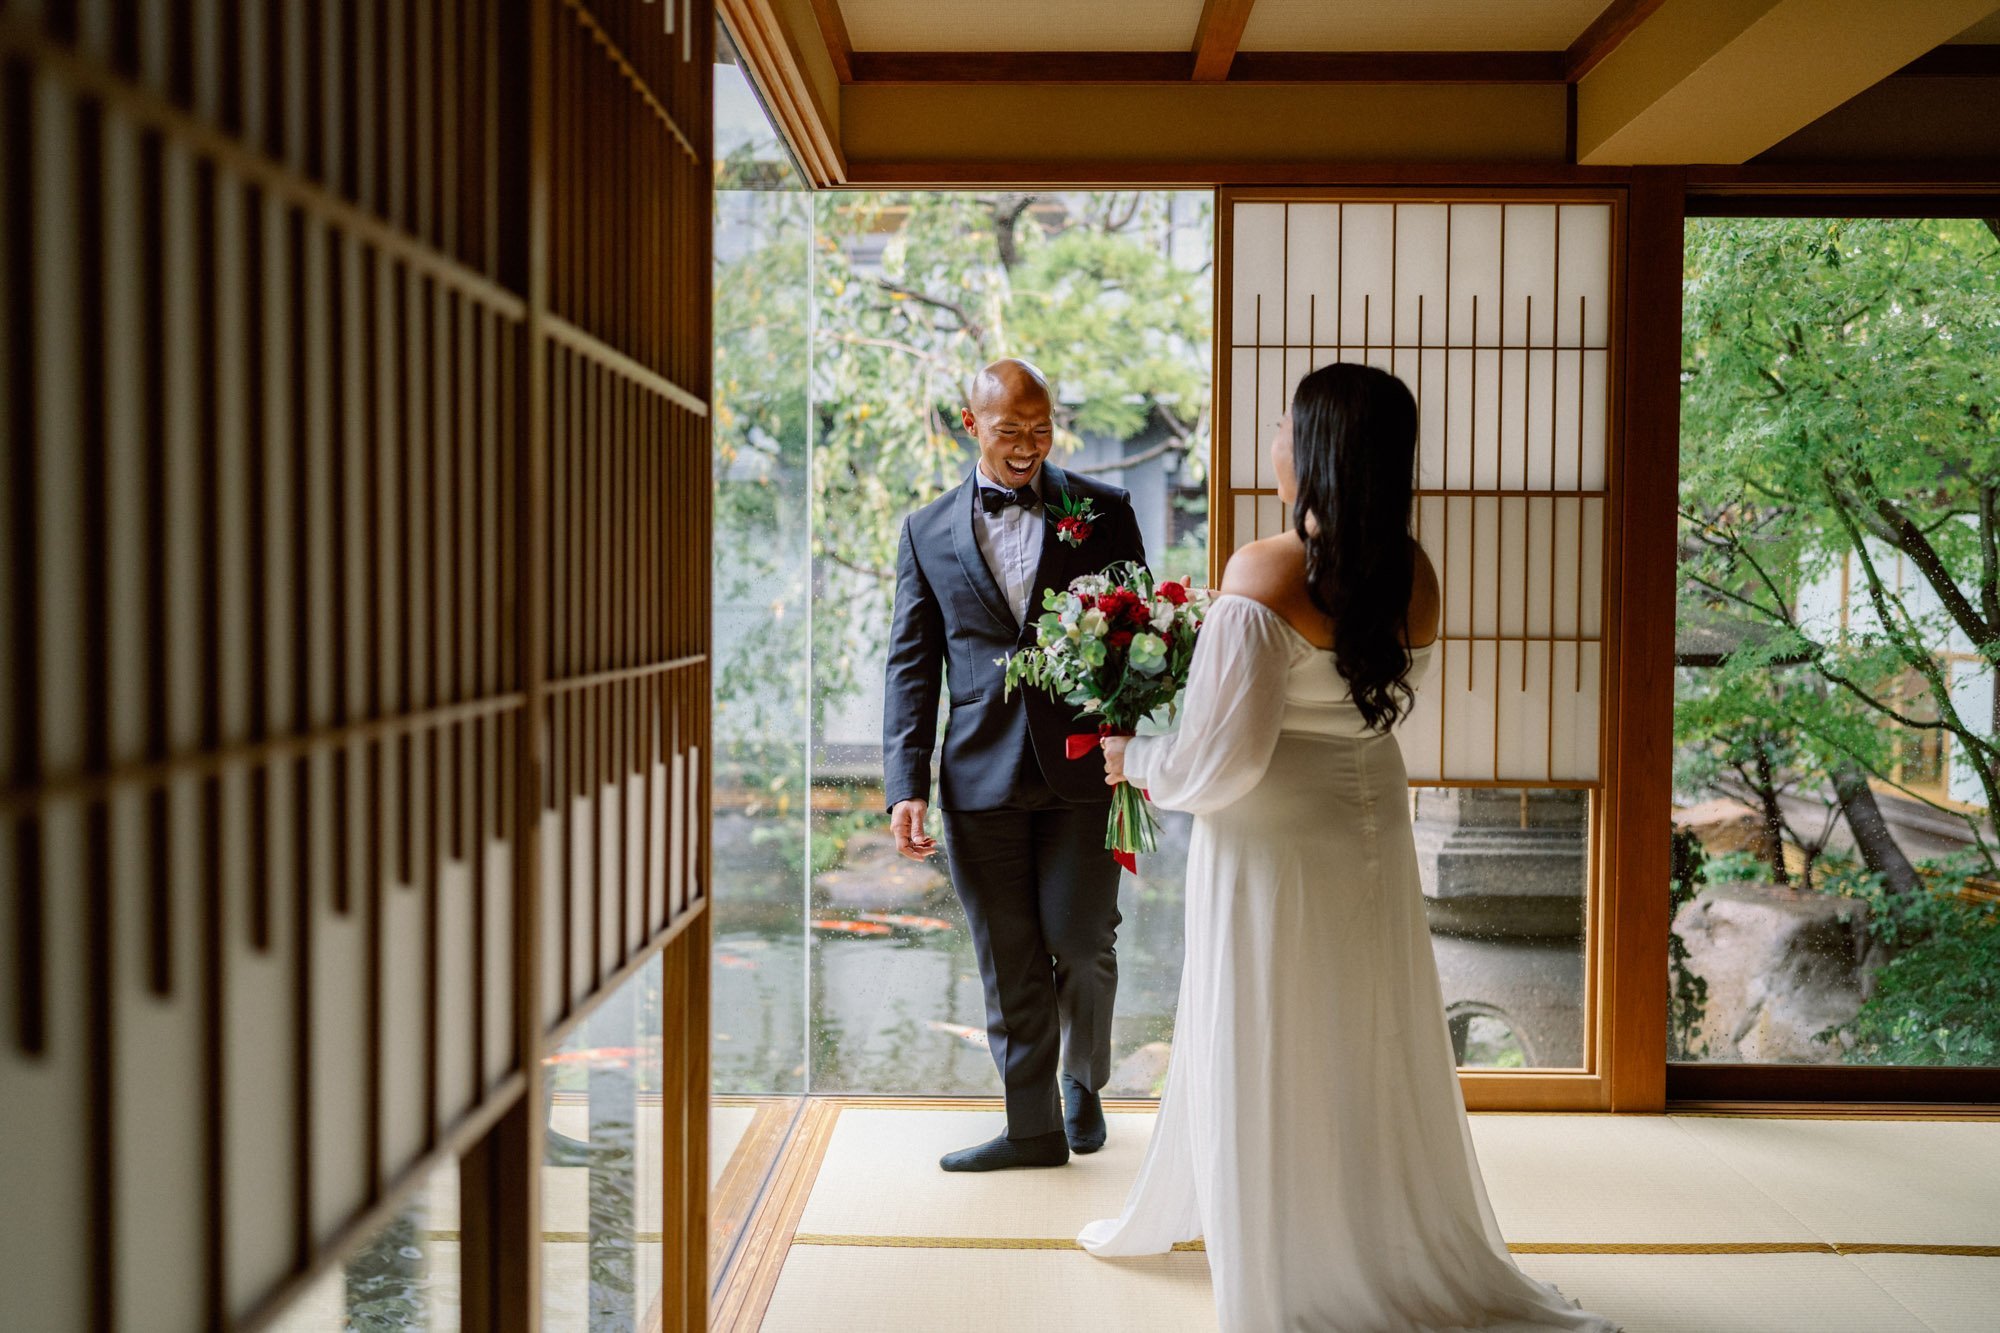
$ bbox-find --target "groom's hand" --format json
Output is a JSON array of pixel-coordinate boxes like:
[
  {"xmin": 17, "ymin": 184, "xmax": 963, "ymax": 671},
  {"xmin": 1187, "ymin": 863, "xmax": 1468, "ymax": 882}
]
[{"xmin": 891, "ymin": 799, "xmax": 938, "ymax": 860}]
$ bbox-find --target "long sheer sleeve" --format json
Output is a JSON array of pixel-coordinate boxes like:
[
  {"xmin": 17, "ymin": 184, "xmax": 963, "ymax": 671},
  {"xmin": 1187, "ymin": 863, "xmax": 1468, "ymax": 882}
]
[{"xmin": 1123, "ymin": 594, "xmax": 1303, "ymax": 816}]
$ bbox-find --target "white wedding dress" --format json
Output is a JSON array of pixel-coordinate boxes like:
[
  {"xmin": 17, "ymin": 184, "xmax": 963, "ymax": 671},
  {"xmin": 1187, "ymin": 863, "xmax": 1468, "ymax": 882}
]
[{"xmin": 1079, "ymin": 594, "xmax": 1620, "ymax": 1333}]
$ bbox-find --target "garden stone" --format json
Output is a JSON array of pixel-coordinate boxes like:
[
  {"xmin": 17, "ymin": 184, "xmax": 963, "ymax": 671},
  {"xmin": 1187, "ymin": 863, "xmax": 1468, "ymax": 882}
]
[{"xmin": 1671, "ymin": 881, "xmax": 1870, "ymax": 1063}]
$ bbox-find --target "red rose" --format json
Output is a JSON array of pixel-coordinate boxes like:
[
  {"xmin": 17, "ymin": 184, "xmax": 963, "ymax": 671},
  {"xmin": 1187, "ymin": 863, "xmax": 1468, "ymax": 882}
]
[
  {"xmin": 1098, "ymin": 588, "xmax": 1141, "ymax": 620},
  {"xmin": 1158, "ymin": 581, "xmax": 1188, "ymax": 606},
  {"xmin": 1064, "ymin": 519, "xmax": 1093, "ymax": 542},
  {"xmin": 1108, "ymin": 630, "xmax": 1134, "ymax": 650}
]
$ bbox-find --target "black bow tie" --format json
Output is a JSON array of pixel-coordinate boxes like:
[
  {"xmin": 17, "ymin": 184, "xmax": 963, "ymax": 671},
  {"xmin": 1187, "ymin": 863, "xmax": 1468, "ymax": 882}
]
[{"xmin": 980, "ymin": 484, "xmax": 1041, "ymax": 515}]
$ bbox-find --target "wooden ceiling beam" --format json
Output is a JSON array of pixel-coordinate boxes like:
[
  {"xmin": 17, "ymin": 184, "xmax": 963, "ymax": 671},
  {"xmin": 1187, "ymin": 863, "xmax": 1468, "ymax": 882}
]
[
  {"xmin": 805, "ymin": 0, "xmax": 854, "ymax": 83},
  {"xmin": 1565, "ymin": 0, "xmax": 1670, "ymax": 82},
  {"xmin": 1576, "ymin": 0, "xmax": 2000, "ymax": 165},
  {"xmin": 1192, "ymin": 0, "xmax": 1258, "ymax": 82}
]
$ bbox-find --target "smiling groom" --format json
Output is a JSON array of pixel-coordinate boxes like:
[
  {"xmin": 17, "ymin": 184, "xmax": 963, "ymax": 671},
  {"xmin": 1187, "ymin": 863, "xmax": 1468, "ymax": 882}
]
[{"xmin": 883, "ymin": 358, "xmax": 1149, "ymax": 1172}]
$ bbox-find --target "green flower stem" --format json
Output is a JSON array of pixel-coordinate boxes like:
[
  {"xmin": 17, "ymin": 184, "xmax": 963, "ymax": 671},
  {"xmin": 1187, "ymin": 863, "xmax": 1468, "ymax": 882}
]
[{"xmin": 1108, "ymin": 782, "xmax": 1159, "ymax": 857}]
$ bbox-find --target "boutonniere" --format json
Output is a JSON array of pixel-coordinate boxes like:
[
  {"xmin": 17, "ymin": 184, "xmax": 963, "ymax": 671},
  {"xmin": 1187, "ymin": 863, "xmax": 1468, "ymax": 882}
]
[{"xmin": 1049, "ymin": 493, "xmax": 1101, "ymax": 549}]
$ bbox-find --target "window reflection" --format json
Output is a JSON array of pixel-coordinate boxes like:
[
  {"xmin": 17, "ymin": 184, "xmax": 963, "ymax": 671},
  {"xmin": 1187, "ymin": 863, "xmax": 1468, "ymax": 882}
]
[
  {"xmin": 266, "ymin": 1157, "xmax": 462, "ymax": 1332},
  {"xmin": 541, "ymin": 957, "xmax": 663, "ymax": 1331}
]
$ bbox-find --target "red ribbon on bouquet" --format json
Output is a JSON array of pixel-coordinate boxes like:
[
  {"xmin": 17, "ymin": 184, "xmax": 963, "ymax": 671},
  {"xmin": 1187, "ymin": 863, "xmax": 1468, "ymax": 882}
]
[{"xmin": 1066, "ymin": 725, "xmax": 1146, "ymax": 875}]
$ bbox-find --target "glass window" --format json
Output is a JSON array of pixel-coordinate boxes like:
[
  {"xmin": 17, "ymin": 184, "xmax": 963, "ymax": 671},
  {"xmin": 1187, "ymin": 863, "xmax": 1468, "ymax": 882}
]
[
  {"xmin": 266, "ymin": 1156, "xmax": 462, "ymax": 1332},
  {"xmin": 803, "ymin": 190, "xmax": 1214, "ymax": 1097},
  {"xmin": 1413, "ymin": 786, "xmax": 1592, "ymax": 1069},
  {"xmin": 540, "ymin": 955, "xmax": 665, "ymax": 1329},
  {"xmin": 1675, "ymin": 215, "xmax": 2000, "ymax": 1069},
  {"xmin": 707, "ymin": 14, "xmax": 812, "ymax": 1280}
]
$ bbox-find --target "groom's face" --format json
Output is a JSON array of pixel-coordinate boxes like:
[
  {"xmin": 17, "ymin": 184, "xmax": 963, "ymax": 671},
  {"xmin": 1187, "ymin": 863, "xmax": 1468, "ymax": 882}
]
[{"xmin": 963, "ymin": 386, "xmax": 1054, "ymax": 490}]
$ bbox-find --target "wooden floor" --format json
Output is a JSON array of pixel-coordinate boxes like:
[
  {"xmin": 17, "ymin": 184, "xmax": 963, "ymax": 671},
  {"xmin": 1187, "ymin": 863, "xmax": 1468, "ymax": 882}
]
[{"xmin": 708, "ymin": 1098, "xmax": 2000, "ymax": 1333}]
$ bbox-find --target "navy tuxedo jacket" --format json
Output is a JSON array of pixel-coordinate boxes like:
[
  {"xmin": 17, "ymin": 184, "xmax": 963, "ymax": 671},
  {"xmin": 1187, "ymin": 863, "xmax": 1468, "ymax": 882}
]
[{"xmin": 882, "ymin": 463, "xmax": 1148, "ymax": 812}]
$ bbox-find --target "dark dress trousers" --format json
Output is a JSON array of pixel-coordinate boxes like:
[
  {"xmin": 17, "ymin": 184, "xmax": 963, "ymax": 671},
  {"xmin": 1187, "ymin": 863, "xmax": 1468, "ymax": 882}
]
[{"xmin": 883, "ymin": 462, "xmax": 1148, "ymax": 1136}]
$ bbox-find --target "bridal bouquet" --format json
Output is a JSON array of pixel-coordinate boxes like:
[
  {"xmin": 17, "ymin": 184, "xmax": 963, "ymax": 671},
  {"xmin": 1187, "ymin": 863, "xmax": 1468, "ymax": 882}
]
[{"xmin": 1002, "ymin": 561, "xmax": 1212, "ymax": 871}]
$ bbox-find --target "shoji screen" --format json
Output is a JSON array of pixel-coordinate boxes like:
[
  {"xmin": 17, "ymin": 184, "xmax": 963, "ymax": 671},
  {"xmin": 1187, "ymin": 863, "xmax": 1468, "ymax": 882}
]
[
  {"xmin": 0, "ymin": 1, "xmax": 713, "ymax": 1328},
  {"xmin": 1219, "ymin": 192, "xmax": 1618, "ymax": 785}
]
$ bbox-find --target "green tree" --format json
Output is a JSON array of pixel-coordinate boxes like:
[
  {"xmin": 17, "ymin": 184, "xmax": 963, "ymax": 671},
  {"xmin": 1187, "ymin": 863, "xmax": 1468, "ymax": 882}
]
[
  {"xmin": 1679, "ymin": 216, "xmax": 2000, "ymax": 880},
  {"xmin": 808, "ymin": 192, "xmax": 1212, "ymax": 722}
]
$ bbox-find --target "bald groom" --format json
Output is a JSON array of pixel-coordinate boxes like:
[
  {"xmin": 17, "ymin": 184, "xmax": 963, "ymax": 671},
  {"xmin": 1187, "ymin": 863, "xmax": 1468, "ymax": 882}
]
[{"xmin": 882, "ymin": 359, "xmax": 1149, "ymax": 1172}]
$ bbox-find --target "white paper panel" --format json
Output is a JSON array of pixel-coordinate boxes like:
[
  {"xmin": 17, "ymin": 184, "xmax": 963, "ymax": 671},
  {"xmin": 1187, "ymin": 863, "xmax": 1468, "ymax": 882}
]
[
  {"xmin": 379, "ymin": 769, "xmax": 430, "ymax": 1181},
  {"xmin": 1440, "ymin": 350, "xmax": 1502, "ymax": 489},
  {"xmin": 484, "ymin": 819, "xmax": 516, "ymax": 1087},
  {"xmin": 1495, "ymin": 641, "xmax": 1554, "ymax": 779},
  {"xmin": 226, "ymin": 765, "xmax": 300, "ymax": 1315},
  {"xmin": 1447, "ymin": 203, "xmax": 1503, "ymax": 346},
  {"xmin": 0, "ymin": 806, "xmax": 92, "ymax": 1333},
  {"xmin": 1502, "ymin": 204, "xmax": 1558, "ymax": 346},
  {"xmin": 311, "ymin": 789, "xmax": 371, "ymax": 1242},
  {"xmin": 1285, "ymin": 203, "xmax": 1338, "ymax": 346},
  {"xmin": 1393, "ymin": 204, "xmax": 1449, "ymax": 345},
  {"xmin": 1233, "ymin": 203, "xmax": 1285, "ymax": 344},
  {"xmin": 1339, "ymin": 203, "xmax": 1395, "ymax": 347},
  {"xmin": 1550, "ymin": 641, "xmax": 1603, "ymax": 780},
  {"xmin": 1226, "ymin": 197, "xmax": 1614, "ymax": 783},
  {"xmin": 437, "ymin": 854, "xmax": 476, "ymax": 1127},
  {"xmin": 1557, "ymin": 204, "xmax": 1612, "ymax": 347},
  {"xmin": 1412, "ymin": 347, "xmax": 1448, "ymax": 490},
  {"xmin": 1439, "ymin": 637, "xmax": 1498, "ymax": 779},
  {"xmin": 1255, "ymin": 347, "xmax": 1287, "ymax": 488},
  {"xmin": 112, "ymin": 784, "xmax": 207, "ymax": 1331},
  {"xmin": 1230, "ymin": 346, "xmax": 1259, "ymax": 489}
]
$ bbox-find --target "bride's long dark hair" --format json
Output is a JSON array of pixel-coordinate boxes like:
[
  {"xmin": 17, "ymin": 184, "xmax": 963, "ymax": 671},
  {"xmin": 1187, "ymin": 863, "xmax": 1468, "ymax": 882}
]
[{"xmin": 1288, "ymin": 362, "xmax": 1420, "ymax": 732}]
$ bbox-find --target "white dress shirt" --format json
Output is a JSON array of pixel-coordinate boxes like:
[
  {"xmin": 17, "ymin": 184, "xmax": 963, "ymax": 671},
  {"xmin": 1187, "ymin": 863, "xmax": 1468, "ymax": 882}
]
[{"xmin": 971, "ymin": 466, "xmax": 1045, "ymax": 627}]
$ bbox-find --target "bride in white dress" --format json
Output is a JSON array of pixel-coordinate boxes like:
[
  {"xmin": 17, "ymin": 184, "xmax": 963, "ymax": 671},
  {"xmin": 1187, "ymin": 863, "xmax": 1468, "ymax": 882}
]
[{"xmin": 1081, "ymin": 364, "xmax": 1620, "ymax": 1333}]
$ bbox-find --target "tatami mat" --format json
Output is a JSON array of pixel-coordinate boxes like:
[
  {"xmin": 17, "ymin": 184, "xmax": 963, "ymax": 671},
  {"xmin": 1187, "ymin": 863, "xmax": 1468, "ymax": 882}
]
[
  {"xmin": 1513, "ymin": 1253, "xmax": 1932, "ymax": 1333},
  {"xmin": 795, "ymin": 1108, "xmax": 1158, "ymax": 1240},
  {"xmin": 1844, "ymin": 1253, "xmax": 2000, "ymax": 1333},
  {"xmin": 759, "ymin": 1245, "xmax": 1218, "ymax": 1333},
  {"xmin": 1468, "ymin": 1114, "xmax": 1809, "ymax": 1243},
  {"xmin": 1671, "ymin": 1116, "xmax": 2000, "ymax": 1246},
  {"xmin": 734, "ymin": 1105, "xmax": 2000, "ymax": 1333},
  {"xmin": 790, "ymin": 1108, "xmax": 1833, "ymax": 1247},
  {"xmin": 759, "ymin": 1246, "xmax": 1978, "ymax": 1333}
]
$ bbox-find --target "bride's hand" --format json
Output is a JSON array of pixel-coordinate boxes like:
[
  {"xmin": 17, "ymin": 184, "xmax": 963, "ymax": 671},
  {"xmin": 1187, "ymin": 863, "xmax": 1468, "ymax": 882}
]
[{"xmin": 1101, "ymin": 736, "xmax": 1129, "ymax": 786}]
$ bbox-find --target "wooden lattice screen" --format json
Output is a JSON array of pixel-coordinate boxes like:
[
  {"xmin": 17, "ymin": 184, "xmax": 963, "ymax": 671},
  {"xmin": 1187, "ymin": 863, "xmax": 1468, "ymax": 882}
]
[
  {"xmin": 0, "ymin": 1, "xmax": 713, "ymax": 1328},
  {"xmin": 1218, "ymin": 190, "xmax": 1621, "ymax": 787}
]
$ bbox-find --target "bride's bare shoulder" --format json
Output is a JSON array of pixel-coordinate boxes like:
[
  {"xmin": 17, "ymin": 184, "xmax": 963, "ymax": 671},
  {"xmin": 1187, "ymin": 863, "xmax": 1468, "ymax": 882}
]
[{"xmin": 1218, "ymin": 534, "xmax": 1304, "ymax": 611}]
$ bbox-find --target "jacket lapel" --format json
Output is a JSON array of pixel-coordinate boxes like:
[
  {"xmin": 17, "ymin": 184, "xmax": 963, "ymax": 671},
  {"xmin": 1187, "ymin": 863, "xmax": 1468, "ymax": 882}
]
[
  {"xmin": 1024, "ymin": 461, "xmax": 1075, "ymax": 620},
  {"xmin": 949, "ymin": 469, "xmax": 1019, "ymax": 632}
]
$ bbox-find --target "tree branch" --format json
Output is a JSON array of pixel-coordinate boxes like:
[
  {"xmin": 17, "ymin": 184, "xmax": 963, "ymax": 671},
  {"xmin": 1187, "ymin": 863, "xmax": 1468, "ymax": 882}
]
[
  {"xmin": 1066, "ymin": 436, "xmax": 1193, "ymax": 476},
  {"xmin": 871, "ymin": 279, "xmax": 983, "ymax": 341},
  {"xmin": 1855, "ymin": 472, "xmax": 1996, "ymax": 650},
  {"xmin": 817, "ymin": 546, "xmax": 893, "ymax": 582}
]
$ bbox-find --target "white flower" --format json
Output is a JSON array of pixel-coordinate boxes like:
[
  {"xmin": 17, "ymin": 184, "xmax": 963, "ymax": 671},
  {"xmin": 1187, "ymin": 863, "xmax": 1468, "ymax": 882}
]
[
  {"xmin": 1080, "ymin": 698, "xmax": 1103, "ymax": 714},
  {"xmin": 1149, "ymin": 602, "xmax": 1177, "ymax": 633},
  {"xmin": 1078, "ymin": 608, "xmax": 1109, "ymax": 638},
  {"xmin": 1071, "ymin": 573, "xmax": 1112, "ymax": 597}
]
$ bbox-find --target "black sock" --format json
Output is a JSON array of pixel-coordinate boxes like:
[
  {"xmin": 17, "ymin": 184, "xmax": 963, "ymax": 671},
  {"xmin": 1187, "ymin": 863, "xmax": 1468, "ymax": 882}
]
[
  {"xmin": 1064, "ymin": 1075, "xmax": 1107, "ymax": 1153},
  {"xmin": 939, "ymin": 1129, "xmax": 1070, "ymax": 1173}
]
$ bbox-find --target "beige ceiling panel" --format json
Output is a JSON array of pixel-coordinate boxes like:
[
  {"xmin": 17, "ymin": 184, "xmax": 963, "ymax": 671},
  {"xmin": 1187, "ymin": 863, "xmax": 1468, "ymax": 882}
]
[
  {"xmin": 838, "ymin": 0, "xmax": 1208, "ymax": 52},
  {"xmin": 1239, "ymin": 0, "xmax": 1610, "ymax": 52}
]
